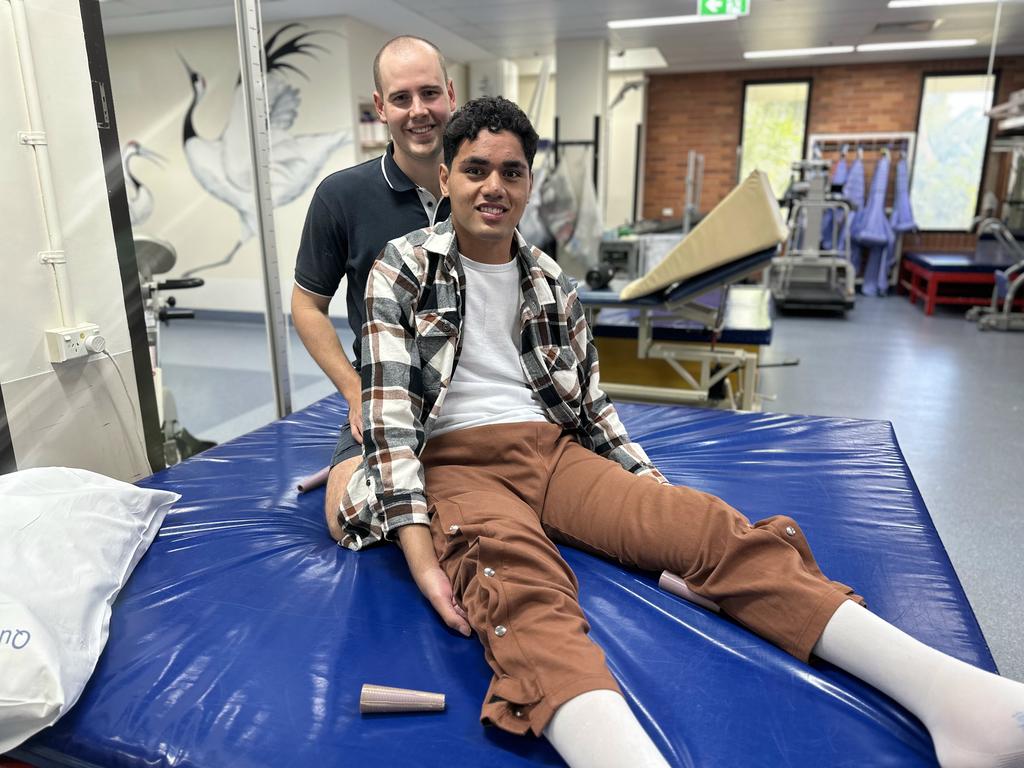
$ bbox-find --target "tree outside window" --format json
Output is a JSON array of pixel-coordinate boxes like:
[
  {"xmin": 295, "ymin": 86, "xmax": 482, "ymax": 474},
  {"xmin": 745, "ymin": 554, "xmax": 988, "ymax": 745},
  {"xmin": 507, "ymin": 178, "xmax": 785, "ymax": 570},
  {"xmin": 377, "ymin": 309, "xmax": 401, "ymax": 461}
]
[
  {"xmin": 740, "ymin": 81, "xmax": 810, "ymax": 199},
  {"xmin": 911, "ymin": 73, "xmax": 995, "ymax": 231}
]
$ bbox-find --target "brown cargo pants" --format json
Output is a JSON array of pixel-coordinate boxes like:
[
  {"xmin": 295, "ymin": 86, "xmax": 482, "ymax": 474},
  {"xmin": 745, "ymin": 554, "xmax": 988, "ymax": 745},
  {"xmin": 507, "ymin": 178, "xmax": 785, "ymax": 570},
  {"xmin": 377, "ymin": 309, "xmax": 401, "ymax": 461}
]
[{"xmin": 420, "ymin": 421, "xmax": 863, "ymax": 737}]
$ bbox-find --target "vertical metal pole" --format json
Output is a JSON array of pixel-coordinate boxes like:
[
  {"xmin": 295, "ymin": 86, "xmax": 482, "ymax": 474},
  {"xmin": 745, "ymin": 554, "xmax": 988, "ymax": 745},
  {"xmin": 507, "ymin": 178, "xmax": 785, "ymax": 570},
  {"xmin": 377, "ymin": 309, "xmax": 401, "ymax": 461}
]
[
  {"xmin": 683, "ymin": 149, "xmax": 696, "ymax": 234},
  {"xmin": 592, "ymin": 114, "xmax": 600, "ymax": 188},
  {"xmin": 233, "ymin": 0, "xmax": 291, "ymax": 418},
  {"xmin": 553, "ymin": 116, "xmax": 560, "ymax": 167},
  {"xmin": 986, "ymin": 0, "xmax": 1002, "ymax": 92},
  {"xmin": 632, "ymin": 123, "xmax": 642, "ymax": 223},
  {"xmin": 695, "ymin": 153, "xmax": 705, "ymax": 214}
]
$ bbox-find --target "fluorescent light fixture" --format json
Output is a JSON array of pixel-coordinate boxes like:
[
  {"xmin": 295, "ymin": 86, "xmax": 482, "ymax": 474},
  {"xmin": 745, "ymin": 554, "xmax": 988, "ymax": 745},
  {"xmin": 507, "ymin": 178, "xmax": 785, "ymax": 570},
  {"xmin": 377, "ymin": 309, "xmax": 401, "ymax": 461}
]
[
  {"xmin": 608, "ymin": 14, "xmax": 737, "ymax": 30},
  {"xmin": 744, "ymin": 46, "xmax": 855, "ymax": 59},
  {"xmin": 888, "ymin": 0, "xmax": 996, "ymax": 7},
  {"xmin": 856, "ymin": 38, "xmax": 977, "ymax": 51}
]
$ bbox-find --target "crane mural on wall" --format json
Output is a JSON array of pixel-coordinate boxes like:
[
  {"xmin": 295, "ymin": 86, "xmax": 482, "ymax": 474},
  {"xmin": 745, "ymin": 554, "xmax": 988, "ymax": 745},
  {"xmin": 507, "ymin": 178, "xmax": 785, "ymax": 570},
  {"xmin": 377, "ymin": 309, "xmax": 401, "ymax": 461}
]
[
  {"xmin": 179, "ymin": 24, "xmax": 349, "ymax": 277},
  {"xmin": 121, "ymin": 140, "xmax": 166, "ymax": 227}
]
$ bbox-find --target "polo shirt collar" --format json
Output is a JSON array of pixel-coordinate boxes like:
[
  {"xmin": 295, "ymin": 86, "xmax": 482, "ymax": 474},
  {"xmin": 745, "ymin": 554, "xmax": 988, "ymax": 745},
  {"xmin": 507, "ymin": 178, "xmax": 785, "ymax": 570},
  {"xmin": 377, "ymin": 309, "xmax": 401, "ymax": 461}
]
[{"xmin": 380, "ymin": 142, "xmax": 418, "ymax": 193}]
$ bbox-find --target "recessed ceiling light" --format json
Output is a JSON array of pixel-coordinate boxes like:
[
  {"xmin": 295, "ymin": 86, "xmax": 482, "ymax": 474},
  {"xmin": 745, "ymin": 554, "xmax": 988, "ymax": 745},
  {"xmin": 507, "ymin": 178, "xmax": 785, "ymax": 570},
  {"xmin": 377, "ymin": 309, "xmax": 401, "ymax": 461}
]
[
  {"xmin": 743, "ymin": 46, "xmax": 855, "ymax": 59},
  {"xmin": 856, "ymin": 39, "xmax": 977, "ymax": 51},
  {"xmin": 608, "ymin": 14, "xmax": 738, "ymax": 30},
  {"xmin": 888, "ymin": 1, "xmax": 997, "ymax": 7}
]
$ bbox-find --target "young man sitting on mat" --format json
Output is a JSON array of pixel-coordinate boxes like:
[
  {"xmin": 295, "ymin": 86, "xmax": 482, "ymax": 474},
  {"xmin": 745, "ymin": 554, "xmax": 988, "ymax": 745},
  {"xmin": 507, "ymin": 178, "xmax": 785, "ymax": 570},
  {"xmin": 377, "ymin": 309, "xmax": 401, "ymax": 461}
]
[{"xmin": 336, "ymin": 96, "xmax": 1024, "ymax": 768}]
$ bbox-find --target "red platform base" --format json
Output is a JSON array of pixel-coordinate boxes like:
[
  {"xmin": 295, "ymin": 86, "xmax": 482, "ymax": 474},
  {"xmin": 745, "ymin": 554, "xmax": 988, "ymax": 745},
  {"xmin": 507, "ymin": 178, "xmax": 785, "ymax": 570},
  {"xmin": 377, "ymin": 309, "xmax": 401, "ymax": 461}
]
[{"xmin": 899, "ymin": 258, "xmax": 1023, "ymax": 316}]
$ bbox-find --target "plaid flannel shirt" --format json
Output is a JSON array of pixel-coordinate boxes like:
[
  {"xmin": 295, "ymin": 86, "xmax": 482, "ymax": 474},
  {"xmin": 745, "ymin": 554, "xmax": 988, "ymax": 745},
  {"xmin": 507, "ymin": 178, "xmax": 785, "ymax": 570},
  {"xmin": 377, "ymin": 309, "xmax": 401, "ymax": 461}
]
[{"xmin": 337, "ymin": 217, "xmax": 667, "ymax": 551}]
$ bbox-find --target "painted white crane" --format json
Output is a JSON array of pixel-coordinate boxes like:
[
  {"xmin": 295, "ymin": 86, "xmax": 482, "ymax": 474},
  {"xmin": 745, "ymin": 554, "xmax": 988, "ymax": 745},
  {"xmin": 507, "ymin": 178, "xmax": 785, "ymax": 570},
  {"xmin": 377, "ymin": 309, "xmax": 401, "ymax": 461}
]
[
  {"xmin": 121, "ymin": 140, "xmax": 165, "ymax": 227},
  {"xmin": 180, "ymin": 24, "xmax": 349, "ymax": 277}
]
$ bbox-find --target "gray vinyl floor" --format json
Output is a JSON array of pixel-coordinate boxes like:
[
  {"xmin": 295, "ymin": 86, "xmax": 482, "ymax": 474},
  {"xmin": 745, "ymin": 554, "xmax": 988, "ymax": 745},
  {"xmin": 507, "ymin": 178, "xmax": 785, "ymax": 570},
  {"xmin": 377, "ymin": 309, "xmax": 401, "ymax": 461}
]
[
  {"xmin": 159, "ymin": 294, "xmax": 1024, "ymax": 681},
  {"xmin": 759, "ymin": 294, "xmax": 1024, "ymax": 683}
]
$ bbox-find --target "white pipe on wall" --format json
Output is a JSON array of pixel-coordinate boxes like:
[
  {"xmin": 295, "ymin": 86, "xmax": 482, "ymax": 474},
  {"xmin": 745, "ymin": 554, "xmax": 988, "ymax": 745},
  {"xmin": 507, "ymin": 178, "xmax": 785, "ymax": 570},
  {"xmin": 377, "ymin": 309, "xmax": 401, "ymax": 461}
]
[{"xmin": 8, "ymin": 0, "xmax": 76, "ymax": 327}]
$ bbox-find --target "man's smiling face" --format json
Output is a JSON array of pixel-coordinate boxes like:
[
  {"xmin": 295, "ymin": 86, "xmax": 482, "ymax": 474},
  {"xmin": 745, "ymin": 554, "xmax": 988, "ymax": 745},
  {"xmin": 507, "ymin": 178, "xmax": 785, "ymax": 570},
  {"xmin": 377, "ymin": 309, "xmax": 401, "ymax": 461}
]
[
  {"xmin": 373, "ymin": 42, "xmax": 455, "ymax": 168},
  {"xmin": 440, "ymin": 129, "xmax": 532, "ymax": 262}
]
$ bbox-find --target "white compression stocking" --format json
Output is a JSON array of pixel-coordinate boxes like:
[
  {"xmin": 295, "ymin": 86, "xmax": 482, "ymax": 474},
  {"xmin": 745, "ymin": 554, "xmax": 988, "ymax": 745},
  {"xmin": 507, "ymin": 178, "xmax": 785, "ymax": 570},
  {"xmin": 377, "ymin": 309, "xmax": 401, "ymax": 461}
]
[
  {"xmin": 813, "ymin": 600, "xmax": 1024, "ymax": 768},
  {"xmin": 544, "ymin": 689, "xmax": 671, "ymax": 768}
]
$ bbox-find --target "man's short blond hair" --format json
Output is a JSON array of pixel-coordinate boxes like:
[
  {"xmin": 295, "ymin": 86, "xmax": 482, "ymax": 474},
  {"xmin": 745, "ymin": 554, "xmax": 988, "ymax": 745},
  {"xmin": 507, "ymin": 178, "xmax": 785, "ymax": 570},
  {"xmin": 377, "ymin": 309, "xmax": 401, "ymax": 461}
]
[{"xmin": 373, "ymin": 35, "xmax": 448, "ymax": 95}]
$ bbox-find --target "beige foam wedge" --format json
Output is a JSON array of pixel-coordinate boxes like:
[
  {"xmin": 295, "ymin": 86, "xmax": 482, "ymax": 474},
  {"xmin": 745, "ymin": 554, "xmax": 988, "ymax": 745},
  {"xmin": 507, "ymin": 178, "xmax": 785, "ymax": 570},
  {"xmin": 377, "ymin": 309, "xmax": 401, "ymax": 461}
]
[
  {"xmin": 659, "ymin": 570, "xmax": 721, "ymax": 613},
  {"xmin": 619, "ymin": 170, "xmax": 787, "ymax": 301},
  {"xmin": 359, "ymin": 683, "xmax": 446, "ymax": 714}
]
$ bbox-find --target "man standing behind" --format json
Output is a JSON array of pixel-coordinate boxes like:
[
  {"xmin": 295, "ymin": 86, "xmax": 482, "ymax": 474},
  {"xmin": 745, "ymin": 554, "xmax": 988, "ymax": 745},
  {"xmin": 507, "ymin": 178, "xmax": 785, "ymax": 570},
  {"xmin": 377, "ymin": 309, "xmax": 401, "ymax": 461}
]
[{"xmin": 291, "ymin": 36, "xmax": 455, "ymax": 540}]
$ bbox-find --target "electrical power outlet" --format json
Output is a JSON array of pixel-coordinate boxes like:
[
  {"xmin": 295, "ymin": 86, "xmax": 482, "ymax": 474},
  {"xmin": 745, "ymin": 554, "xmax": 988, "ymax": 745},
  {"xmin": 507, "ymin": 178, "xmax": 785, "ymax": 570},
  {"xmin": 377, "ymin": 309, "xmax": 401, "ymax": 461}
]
[{"xmin": 45, "ymin": 323, "xmax": 102, "ymax": 364}]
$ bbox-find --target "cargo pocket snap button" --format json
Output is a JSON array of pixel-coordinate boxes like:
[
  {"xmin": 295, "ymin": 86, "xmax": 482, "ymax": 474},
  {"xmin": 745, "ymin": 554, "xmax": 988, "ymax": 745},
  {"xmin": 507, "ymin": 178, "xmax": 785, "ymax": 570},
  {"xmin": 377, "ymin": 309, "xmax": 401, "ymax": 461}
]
[
  {"xmin": 785, "ymin": 525, "xmax": 797, "ymax": 536},
  {"xmin": 494, "ymin": 625, "xmax": 507, "ymax": 637},
  {"xmin": 448, "ymin": 524, "xmax": 460, "ymax": 534},
  {"xmin": 483, "ymin": 567, "xmax": 495, "ymax": 577}
]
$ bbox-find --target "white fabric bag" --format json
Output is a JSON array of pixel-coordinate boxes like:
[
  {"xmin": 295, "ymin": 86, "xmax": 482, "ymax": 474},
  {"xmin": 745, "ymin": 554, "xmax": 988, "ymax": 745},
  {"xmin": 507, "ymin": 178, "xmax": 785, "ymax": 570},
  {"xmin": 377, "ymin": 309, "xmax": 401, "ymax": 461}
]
[{"xmin": 0, "ymin": 467, "xmax": 179, "ymax": 752}]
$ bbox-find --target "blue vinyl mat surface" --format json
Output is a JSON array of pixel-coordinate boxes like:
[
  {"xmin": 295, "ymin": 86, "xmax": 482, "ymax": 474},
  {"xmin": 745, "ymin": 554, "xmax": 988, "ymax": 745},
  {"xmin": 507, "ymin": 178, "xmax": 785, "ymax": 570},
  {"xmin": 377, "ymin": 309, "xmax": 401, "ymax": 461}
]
[{"xmin": 15, "ymin": 396, "xmax": 993, "ymax": 767}]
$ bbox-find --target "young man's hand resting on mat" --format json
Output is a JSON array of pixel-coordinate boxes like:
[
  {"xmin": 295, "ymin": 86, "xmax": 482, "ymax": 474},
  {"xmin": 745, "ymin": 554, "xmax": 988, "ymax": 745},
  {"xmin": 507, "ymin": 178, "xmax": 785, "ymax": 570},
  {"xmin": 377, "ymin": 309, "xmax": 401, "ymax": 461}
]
[{"xmin": 398, "ymin": 525, "xmax": 471, "ymax": 637}]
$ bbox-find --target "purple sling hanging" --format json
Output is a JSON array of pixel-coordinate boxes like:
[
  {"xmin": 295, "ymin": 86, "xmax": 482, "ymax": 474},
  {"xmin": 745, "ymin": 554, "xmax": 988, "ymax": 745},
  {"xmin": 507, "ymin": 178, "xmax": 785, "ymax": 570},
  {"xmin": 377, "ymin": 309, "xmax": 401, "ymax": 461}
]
[
  {"xmin": 821, "ymin": 154, "xmax": 850, "ymax": 251},
  {"xmin": 842, "ymin": 155, "xmax": 866, "ymax": 270}
]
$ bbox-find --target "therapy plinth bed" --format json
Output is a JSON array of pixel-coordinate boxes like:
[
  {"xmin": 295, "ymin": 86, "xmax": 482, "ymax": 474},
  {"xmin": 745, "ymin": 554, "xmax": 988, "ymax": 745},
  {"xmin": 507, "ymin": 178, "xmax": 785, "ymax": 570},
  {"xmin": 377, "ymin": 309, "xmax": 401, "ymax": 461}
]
[
  {"xmin": 12, "ymin": 395, "xmax": 993, "ymax": 768},
  {"xmin": 577, "ymin": 171, "xmax": 786, "ymax": 410},
  {"xmin": 899, "ymin": 250, "xmax": 1024, "ymax": 316},
  {"xmin": 580, "ymin": 251, "xmax": 775, "ymax": 410}
]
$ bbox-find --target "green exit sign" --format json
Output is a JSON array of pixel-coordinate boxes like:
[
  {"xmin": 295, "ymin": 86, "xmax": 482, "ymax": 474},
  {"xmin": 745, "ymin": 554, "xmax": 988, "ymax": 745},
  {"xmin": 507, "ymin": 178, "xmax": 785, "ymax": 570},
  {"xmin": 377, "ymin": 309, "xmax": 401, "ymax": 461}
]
[{"xmin": 698, "ymin": 0, "xmax": 749, "ymax": 15}]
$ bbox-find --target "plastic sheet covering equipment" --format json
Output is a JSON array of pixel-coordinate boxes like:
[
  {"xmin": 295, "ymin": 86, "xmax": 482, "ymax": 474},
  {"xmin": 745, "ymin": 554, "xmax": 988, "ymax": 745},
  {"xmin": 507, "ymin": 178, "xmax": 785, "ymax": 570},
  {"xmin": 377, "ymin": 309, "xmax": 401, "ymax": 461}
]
[{"xmin": 14, "ymin": 396, "xmax": 994, "ymax": 768}]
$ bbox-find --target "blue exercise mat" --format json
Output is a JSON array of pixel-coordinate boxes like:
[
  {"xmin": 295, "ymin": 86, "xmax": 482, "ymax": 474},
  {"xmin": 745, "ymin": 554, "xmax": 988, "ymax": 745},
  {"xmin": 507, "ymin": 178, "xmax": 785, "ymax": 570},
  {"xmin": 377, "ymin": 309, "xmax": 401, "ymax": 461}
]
[{"xmin": 14, "ymin": 396, "xmax": 993, "ymax": 767}]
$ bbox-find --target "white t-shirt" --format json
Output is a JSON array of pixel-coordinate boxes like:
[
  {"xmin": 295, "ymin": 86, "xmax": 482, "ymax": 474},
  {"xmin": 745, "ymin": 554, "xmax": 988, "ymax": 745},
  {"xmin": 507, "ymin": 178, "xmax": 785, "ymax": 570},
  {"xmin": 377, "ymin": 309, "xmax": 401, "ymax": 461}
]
[{"xmin": 431, "ymin": 255, "xmax": 550, "ymax": 437}]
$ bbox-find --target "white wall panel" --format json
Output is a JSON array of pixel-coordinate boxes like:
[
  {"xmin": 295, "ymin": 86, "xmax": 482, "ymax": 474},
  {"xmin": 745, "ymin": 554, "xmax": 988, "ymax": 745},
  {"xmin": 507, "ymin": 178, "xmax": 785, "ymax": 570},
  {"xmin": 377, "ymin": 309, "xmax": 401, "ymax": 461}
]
[
  {"xmin": 1, "ymin": 0, "xmax": 147, "ymax": 479},
  {"xmin": 3, "ymin": 351, "xmax": 148, "ymax": 480}
]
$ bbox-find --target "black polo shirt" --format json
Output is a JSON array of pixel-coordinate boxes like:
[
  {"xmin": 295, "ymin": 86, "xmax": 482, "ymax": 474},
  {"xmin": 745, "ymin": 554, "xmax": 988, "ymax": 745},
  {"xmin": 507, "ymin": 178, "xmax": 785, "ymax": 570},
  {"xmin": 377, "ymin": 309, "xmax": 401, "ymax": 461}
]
[{"xmin": 294, "ymin": 144, "xmax": 451, "ymax": 366}]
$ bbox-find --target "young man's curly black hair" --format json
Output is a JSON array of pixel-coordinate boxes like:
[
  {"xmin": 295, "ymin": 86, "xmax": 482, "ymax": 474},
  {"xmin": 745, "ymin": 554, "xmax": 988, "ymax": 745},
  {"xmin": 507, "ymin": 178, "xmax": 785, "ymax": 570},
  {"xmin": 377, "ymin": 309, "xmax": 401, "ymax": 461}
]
[{"xmin": 442, "ymin": 96, "xmax": 539, "ymax": 169}]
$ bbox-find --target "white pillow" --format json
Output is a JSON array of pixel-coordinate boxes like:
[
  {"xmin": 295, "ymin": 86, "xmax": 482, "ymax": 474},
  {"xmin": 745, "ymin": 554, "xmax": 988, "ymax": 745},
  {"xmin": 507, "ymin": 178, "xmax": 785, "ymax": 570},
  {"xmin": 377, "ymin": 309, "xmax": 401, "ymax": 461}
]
[{"xmin": 0, "ymin": 467, "xmax": 179, "ymax": 752}]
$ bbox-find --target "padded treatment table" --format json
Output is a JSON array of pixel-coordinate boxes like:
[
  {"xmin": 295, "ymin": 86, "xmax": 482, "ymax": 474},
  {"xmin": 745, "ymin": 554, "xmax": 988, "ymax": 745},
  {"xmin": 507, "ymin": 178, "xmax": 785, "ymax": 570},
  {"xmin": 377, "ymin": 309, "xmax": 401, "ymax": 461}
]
[
  {"xmin": 12, "ymin": 395, "xmax": 994, "ymax": 768},
  {"xmin": 591, "ymin": 286, "xmax": 771, "ymax": 345},
  {"xmin": 899, "ymin": 250, "xmax": 1024, "ymax": 316},
  {"xmin": 580, "ymin": 248, "xmax": 775, "ymax": 409}
]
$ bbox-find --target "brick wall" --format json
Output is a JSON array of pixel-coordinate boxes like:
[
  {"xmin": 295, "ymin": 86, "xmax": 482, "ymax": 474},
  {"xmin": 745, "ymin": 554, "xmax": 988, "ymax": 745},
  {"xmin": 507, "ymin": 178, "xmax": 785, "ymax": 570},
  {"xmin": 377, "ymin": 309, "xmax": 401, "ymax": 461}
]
[{"xmin": 644, "ymin": 56, "xmax": 1024, "ymax": 251}]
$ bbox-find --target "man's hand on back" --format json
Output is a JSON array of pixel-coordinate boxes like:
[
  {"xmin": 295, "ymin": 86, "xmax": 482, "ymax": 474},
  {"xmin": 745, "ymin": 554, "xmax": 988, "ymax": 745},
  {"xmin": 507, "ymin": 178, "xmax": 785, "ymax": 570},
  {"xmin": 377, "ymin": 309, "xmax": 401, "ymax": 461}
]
[
  {"xmin": 291, "ymin": 285, "xmax": 365, "ymax": 442},
  {"xmin": 342, "ymin": 384, "xmax": 364, "ymax": 444}
]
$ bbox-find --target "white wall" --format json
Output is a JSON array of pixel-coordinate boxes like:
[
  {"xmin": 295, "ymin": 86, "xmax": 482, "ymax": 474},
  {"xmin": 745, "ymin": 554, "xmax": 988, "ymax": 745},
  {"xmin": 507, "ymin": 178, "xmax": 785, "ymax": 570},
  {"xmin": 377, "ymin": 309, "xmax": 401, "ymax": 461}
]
[
  {"xmin": 449, "ymin": 61, "xmax": 469, "ymax": 114},
  {"xmin": 605, "ymin": 71, "xmax": 646, "ymax": 228},
  {"xmin": 468, "ymin": 58, "xmax": 518, "ymax": 102},
  {"xmin": 1, "ymin": 0, "xmax": 149, "ymax": 481},
  {"xmin": 519, "ymin": 72, "xmax": 556, "ymax": 142}
]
